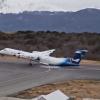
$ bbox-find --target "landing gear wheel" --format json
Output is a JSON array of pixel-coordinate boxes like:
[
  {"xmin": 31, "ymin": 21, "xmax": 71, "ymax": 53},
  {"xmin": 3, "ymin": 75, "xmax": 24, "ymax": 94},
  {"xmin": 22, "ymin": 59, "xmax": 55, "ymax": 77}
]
[
  {"xmin": 29, "ymin": 63, "xmax": 32, "ymax": 66},
  {"xmin": 29, "ymin": 59, "xmax": 33, "ymax": 66}
]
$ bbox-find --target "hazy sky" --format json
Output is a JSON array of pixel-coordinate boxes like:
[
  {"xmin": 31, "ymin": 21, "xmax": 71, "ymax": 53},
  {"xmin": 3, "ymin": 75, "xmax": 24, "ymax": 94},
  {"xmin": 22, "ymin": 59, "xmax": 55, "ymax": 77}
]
[{"xmin": 0, "ymin": 0, "xmax": 100, "ymax": 13}]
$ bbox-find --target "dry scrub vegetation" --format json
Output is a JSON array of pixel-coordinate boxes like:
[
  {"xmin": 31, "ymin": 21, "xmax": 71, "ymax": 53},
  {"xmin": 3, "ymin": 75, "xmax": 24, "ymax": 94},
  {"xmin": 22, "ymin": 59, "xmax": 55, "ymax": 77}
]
[
  {"xmin": 13, "ymin": 80, "xmax": 100, "ymax": 99},
  {"xmin": 0, "ymin": 31, "xmax": 100, "ymax": 60}
]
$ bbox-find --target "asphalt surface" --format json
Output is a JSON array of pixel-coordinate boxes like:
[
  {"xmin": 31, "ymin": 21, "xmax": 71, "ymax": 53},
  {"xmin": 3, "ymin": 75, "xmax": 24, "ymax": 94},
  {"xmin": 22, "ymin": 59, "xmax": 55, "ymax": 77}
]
[{"xmin": 0, "ymin": 59, "xmax": 100, "ymax": 96}]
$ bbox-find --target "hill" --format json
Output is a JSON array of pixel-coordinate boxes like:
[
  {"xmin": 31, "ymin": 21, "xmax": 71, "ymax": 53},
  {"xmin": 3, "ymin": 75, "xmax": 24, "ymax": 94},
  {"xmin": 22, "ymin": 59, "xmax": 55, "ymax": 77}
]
[{"xmin": 0, "ymin": 8, "xmax": 100, "ymax": 32}]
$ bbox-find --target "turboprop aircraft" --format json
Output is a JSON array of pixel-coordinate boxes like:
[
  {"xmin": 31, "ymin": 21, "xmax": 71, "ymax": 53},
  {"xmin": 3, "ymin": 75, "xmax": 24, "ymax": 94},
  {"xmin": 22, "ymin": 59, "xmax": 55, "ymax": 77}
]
[
  {"xmin": 0, "ymin": 48, "xmax": 55, "ymax": 65},
  {"xmin": 38, "ymin": 49, "xmax": 88, "ymax": 66}
]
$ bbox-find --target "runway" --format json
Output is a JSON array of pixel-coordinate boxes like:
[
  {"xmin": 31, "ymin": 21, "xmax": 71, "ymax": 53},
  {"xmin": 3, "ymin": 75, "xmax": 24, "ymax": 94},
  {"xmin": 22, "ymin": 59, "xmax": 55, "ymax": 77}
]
[{"xmin": 0, "ymin": 59, "xmax": 100, "ymax": 96}]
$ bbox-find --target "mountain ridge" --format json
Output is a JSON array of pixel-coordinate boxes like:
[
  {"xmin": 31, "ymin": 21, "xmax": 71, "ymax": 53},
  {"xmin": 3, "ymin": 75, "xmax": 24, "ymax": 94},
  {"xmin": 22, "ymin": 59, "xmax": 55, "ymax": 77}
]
[{"xmin": 0, "ymin": 8, "xmax": 100, "ymax": 32}]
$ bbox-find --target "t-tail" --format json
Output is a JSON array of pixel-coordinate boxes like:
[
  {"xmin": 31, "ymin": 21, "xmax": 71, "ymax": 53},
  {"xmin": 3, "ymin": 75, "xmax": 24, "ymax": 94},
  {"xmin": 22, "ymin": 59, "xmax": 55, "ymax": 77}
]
[{"xmin": 72, "ymin": 49, "xmax": 88, "ymax": 65}]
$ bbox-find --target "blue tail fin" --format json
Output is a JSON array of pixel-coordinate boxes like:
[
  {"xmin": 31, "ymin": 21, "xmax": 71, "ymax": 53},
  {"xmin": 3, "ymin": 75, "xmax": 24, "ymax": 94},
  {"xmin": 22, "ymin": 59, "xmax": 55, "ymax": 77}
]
[{"xmin": 72, "ymin": 50, "xmax": 88, "ymax": 64}]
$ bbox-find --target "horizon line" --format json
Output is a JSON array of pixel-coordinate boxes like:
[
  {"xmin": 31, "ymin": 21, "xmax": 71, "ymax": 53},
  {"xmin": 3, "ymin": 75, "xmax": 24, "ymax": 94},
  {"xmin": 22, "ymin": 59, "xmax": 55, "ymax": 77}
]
[{"xmin": 0, "ymin": 7, "xmax": 100, "ymax": 14}]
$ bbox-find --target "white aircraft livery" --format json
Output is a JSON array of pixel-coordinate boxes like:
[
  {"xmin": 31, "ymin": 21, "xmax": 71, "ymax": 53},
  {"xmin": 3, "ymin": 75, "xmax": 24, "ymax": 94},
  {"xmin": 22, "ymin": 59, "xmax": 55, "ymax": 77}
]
[
  {"xmin": 0, "ymin": 48, "xmax": 88, "ymax": 67},
  {"xmin": 39, "ymin": 50, "xmax": 88, "ymax": 66},
  {"xmin": 0, "ymin": 48, "xmax": 55, "ymax": 65}
]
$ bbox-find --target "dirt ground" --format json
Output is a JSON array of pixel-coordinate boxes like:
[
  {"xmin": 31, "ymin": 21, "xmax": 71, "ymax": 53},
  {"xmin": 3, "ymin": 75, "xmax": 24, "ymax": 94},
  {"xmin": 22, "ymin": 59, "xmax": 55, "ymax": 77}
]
[
  {"xmin": 81, "ymin": 60, "xmax": 100, "ymax": 65},
  {"xmin": 12, "ymin": 80, "xmax": 100, "ymax": 99}
]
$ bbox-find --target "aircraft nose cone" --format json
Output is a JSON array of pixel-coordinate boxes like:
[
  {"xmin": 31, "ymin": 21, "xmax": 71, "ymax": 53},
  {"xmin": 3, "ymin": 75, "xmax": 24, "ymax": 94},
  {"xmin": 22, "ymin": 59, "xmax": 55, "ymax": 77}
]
[
  {"xmin": 0, "ymin": 50, "xmax": 4, "ymax": 55},
  {"xmin": 0, "ymin": 50, "xmax": 3, "ymax": 53}
]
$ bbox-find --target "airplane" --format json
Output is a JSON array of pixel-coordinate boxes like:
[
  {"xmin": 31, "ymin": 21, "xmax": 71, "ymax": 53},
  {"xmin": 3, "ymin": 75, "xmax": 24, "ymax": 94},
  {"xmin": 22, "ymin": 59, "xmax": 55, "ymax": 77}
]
[
  {"xmin": 0, "ymin": 48, "xmax": 55, "ymax": 65},
  {"xmin": 38, "ymin": 49, "xmax": 88, "ymax": 67},
  {"xmin": 0, "ymin": 48, "xmax": 88, "ymax": 67}
]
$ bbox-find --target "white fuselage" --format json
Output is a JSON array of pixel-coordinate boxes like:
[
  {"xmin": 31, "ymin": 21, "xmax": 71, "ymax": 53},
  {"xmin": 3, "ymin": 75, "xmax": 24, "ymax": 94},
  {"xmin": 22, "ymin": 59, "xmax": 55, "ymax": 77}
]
[
  {"xmin": 0, "ymin": 48, "xmax": 40, "ymax": 60},
  {"xmin": 39, "ymin": 56, "xmax": 67, "ymax": 65},
  {"xmin": 0, "ymin": 48, "xmax": 55, "ymax": 61},
  {"xmin": 0, "ymin": 48, "xmax": 87, "ymax": 66},
  {"xmin": 39, "ymin": 50, "xmax": 88, "ymax": 66}
]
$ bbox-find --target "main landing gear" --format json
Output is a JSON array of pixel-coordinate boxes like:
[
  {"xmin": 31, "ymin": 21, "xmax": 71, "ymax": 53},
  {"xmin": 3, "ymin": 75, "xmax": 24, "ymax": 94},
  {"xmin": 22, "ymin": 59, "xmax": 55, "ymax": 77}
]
[{"xmin": 29, "ymin": 60, "xmax": 32, "ymax": 66}]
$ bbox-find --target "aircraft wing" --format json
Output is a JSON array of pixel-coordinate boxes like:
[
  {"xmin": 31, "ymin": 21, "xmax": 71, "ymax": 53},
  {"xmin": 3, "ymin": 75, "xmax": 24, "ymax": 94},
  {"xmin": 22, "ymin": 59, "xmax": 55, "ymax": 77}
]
[
  {"xmin": 0, "ymin": 48, "xmax": 55, "ymax": 65},
  {"xmin": 32, "ymin": 49, "xmax": 55, "ymax": 56}
]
